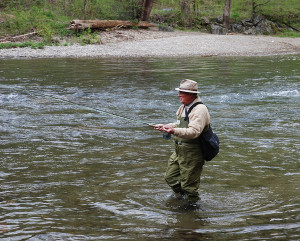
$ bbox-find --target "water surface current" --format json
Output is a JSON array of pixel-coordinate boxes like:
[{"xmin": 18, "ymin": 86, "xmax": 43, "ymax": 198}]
[{"xmin": 0, "ymin": 56, "xmax": 299, "ymax": 240}]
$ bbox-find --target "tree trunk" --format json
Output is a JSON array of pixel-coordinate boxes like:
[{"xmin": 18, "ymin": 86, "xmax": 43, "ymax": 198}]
[
  {"xmin": 83, "ymin": 0, "xmax": 89, "ymax": 20},
  {"xmin": 63, "ymin": 0, "xmax": 66, "ymax": 14},
  {"xmin": 251, "ymin": 1, "xmax": 256, "ymax": 21},
  {"xmin": 68, "ymin": 20, "xmax": 155, "ymax": 30},
  {"xmin": 223, "ymin": 0, "xmax": 231, "ymax": 29},
  {"xmin": 180, "ymin": 0, "xmax": 191, "ymax": 26},
  {"xmin": 192, "ymin": 0, "xmax": 197, "ymax": 14},
  {"xmin": 140, "ymin": 0, "xmax": 154, "ymax": 21}
]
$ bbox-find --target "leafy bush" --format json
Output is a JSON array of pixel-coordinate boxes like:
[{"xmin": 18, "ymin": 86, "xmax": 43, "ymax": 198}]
[
  {"xmin": 150, "ymin": 9, "xmax": 181, "ymax": 27},
  {"xmin": 75, "ymin": 28, "xmax": 101, "ymax": 45}
]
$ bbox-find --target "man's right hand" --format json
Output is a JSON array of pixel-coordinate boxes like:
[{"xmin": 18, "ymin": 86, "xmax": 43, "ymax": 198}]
[
  {"xmin": 154, "ymin": 124, "xmax": 164, "ymax": 131},
  {"xmin": 154, "ymin": 124, "xmax": 175, "ymax": 135}
]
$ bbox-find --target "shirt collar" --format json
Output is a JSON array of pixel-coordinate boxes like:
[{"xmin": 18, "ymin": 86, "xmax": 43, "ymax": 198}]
[{"xmin": 185, "ymin": 97, "xmax": 198, "ymax": 108}]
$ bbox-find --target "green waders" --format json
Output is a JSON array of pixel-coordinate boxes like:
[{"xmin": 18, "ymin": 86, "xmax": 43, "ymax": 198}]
[{"xmin": 164, "ymin": 114, "xmax": 205, "ymax": 203}]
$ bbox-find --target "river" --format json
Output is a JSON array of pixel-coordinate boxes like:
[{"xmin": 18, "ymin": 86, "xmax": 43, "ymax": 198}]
[{"xmin": 0, "ymin": 55, "xmax": 299, "ymax": 240}]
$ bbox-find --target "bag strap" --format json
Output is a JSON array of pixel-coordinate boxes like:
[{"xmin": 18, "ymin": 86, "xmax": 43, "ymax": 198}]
[{"xmin": 184, "ymin": 101, "xmax": 203, "ymax": 122}]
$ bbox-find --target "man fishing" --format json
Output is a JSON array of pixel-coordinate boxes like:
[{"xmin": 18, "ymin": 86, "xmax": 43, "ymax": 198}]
[{"xmin": 154, "ymin": 79, "xmax": 210, "ymax": 206}]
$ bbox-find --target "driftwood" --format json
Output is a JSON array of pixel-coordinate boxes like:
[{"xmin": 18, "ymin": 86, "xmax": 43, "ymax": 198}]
[
  {"xmin": 0, "ymin": 32, "xmax": 37, "ymax": 43},
  {"xmin": 68, "ymin": 20, "xmax": 155, "ymax": 30}
]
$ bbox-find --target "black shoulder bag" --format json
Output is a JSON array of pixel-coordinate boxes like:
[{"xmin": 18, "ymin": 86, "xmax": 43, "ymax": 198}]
[{"xmin": 186, "ymin": 102, "xmax": 220, "ymax": 161}]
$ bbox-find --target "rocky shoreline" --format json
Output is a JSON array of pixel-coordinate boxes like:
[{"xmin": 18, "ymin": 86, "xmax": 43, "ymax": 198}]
[{"xmin": 0, "ymin": 29, "xmax": 300, "ymax": 58}]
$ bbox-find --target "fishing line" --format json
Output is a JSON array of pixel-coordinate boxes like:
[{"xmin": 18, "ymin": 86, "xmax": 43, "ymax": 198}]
[{"xmin": 12, "ymin": 86, "xmax": 155, "ymax": 127}]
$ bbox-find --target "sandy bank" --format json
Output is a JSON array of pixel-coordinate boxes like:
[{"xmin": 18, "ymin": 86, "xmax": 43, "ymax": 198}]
[{"xmin": 0, "ymin": 30, "xmax": 299, "ymax": 58}]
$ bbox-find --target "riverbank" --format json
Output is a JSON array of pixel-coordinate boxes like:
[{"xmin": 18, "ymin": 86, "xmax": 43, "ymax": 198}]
[{"xmin": 1, "ymin": 29, "xmax": 300, "ymax": 58}]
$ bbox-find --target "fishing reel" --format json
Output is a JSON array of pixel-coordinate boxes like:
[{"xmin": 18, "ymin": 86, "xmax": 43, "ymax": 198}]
[{"xmin": 163, "ymin": 132, "xmax": 172, "ymax": 140}]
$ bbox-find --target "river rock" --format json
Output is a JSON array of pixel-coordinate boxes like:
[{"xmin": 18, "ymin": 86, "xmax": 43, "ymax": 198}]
[
  {"xmin": 253, "ymin": 15, "xmax": 264, "ymax": 26},
  {"xmin": 229, "ymin": 15, "xmax": 280, "ymax": 35},
  {"xmin": 244, "ymin": 27, "xmax": 258, "ymax": 35},
  {"xmin": 206, "ymin": 14, "xmax": 280, "ymax": 35},
  {"xmin": 210, "ymin": 24, "xmax": 228, "ymax": 35},
  {"xmin": 241, "ymin": 19, "xmax": 253, "ymax": 27},
  {"xmin": 159, "ymin": 25, "xmax": 174, "ymax": 32},
  {"xmin": 202, "ymin": 16, "xmax": 210, "ymax": 25},
  {"xmin": 231, "ymin": 23, "xmax": 245, "ymax": 33},
  {"xmin": 256, "ymin": 19, "xmax": 278, "ymax": 34}
]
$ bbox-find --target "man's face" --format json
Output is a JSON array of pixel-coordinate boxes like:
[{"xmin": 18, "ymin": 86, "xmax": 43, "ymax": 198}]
[{"xmin": 178, "ymin": 91, "xmax": 196, "ymax": 105}]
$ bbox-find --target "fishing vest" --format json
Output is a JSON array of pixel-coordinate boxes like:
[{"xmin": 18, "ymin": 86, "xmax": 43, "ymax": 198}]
[
  {"xmin": 173, "ymin": 104, "xmax": 205, "ymax": 145},
  {"xmin": 173, "ymin": 102, "xmax": 220, "ymax": 161}
]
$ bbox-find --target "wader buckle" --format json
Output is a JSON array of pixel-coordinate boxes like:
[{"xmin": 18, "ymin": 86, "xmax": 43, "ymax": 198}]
[{"xmin": 174, "ymin": 140, "xmax": 182, "ymax": 145}]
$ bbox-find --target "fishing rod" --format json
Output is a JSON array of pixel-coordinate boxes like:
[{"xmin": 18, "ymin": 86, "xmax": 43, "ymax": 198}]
[{"xmin": 12, "ymin": 86, "xmax": 156, "ymax": 127}]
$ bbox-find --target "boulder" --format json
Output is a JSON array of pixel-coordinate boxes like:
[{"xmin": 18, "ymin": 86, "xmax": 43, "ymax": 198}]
[
  {"xmin": 210, "ymin": 16, "xmax": 223, "ymax": 24},
  {"xmin": 256, "ymin": 19, "xmax": 278, "ymax": 34},
  {"xmin": 228, "ymin": 15, "xmax": 280, "ymax": 35},
  {"xmin": 244, "ymin": 27, "xmax": 258, "ymax": 35},
  {"xmin": 210, "ymin": 24, "xmax": 228, "ymax": 35},
  {"xmin": 241, "ymin": 19, "xmax": 254, "ymax": 27},
  {"xmin": 158, "ymin": 25, "xmax": 174, "ymax": 32},
  {"xmin": 231, "ymin": 23, "xmax": 245, "ymax": 33},
  {"xmin": 252, "ymin": 15, "xmax": 264, "ymax": 26},
  {"xmin": 202, "ymin": 16, "xmax": 210, "ymax": 25}
]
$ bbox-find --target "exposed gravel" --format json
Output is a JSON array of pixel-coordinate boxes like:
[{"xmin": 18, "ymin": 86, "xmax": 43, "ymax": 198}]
[{"xmin": 0, "ymin": 29, "xmax": 299, "ymax": 58}]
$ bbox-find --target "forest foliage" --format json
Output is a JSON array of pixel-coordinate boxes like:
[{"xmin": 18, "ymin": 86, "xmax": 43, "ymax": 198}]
[{"xmin": 0, "ymin": 0, "xmax": 299, "ymax": 42}]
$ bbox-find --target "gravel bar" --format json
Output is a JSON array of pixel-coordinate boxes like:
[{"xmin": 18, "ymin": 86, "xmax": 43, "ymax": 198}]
[{"xmin": 0, "ymin": 30, "xmax": 299, "ymax": 58}]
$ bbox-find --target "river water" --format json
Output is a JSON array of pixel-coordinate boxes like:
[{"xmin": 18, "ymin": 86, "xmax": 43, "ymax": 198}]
[{"xmin": 0, "ymin": 55, "xmax": 299, "ymax": 240}]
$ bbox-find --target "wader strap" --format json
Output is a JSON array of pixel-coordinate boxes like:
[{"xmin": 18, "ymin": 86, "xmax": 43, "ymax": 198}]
[
  {"xmin": 184, "ymin": 107, "xmax": 189, "ymax": 121},
  {"xmin": 184, "ymin": 101, "xmax": 203, "ymax": 122}
]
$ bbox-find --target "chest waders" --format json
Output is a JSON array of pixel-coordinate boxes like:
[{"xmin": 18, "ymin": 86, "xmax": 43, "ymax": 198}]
[{"xmin": 164, "ymin": 107, "xmax": 205, "ymax": 203}]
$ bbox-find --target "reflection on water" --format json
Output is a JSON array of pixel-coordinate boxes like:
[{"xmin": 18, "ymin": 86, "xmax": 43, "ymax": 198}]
[{"xmin": 0, "ymin": 55, "xmax": 300, "ymax": 240}]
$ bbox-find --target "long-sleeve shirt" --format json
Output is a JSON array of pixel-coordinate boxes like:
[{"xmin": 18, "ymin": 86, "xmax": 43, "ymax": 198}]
[{"xmin": 167, "ymin": 97, "xmax": 210, "ymax": 140}]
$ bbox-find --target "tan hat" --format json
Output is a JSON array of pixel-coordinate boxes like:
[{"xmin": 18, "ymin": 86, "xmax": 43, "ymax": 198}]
[{"xmin": 175, "ymin": 79, "xmax": 200, "ymax": 94}]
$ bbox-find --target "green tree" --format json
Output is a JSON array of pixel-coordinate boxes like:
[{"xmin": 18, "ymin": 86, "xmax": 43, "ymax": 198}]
[
  {"xmin": 251, "ymin": 0, "xmax": 271, "ymax": 20},
  {"xmin": 139, "ymin": 0, "xmax": 154, "ymax": 21}
]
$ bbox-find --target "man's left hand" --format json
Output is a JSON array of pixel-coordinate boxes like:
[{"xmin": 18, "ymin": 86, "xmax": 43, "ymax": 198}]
[{"xmin": 154, "ymin": 124, "xmax": 174, "ymax": 134}]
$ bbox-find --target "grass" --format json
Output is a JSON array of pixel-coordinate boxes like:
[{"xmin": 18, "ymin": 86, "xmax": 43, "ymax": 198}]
[
  {"xmin": 0, "ymin": 5, "xmax": 72, "ymax": 42},
  {"xmin": 0, "ymin": 0, "xmax": 298, "ymax": 50},
  {"xmin": 276, "ymin": 31, "xmax": 300, "ymax": 38},
  {"xmin": 0, "ymin": 41, "xmax": 46, "ymax": 49}
]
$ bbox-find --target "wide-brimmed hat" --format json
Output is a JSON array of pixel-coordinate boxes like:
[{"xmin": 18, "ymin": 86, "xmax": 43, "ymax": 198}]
[{"xmin": 175, "ymin": 79, "xmax": 200, "ymax": 94}]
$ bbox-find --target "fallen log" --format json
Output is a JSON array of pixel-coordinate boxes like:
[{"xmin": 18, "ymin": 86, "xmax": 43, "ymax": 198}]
[
  {"xmin": 0, "ymin": 32, "xmax": 37, "ymax": 43},
  {"xmin": 68, "ymin": 20, "xmax": 155, "ymax": 30}
]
